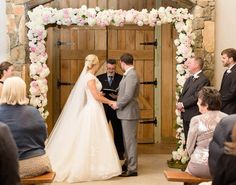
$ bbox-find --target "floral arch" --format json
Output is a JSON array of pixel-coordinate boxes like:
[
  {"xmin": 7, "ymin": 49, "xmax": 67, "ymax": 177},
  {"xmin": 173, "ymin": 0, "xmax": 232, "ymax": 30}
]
[{"xmin": 27, "ymin": 5, "xmax": 195, "ymax": 164}]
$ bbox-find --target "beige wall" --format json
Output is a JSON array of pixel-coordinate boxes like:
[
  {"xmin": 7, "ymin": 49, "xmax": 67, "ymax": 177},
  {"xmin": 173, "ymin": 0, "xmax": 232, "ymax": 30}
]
[{"xmin": 215, "ymin": 0, "xmax": 236, "ymax": 89}]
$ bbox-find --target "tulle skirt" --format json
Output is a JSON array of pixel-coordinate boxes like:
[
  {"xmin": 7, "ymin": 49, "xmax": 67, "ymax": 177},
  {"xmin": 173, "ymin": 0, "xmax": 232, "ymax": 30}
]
[{"xmin": 46, "ymin": 101, "xmax": 121, "ymax": 183}]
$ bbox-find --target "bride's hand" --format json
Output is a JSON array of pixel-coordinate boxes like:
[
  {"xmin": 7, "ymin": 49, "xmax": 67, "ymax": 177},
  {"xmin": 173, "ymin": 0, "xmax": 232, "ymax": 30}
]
[
  {"xmin": 110, "ymin": 101, "xmax": 118, "ymax": 110},
  {"xmin": 99, "ymin": 91, "xmax": 105, "ymax": 96},
  {"xmin": 109, "ymin": 100, "xmax": 114, "ymax": 107}
]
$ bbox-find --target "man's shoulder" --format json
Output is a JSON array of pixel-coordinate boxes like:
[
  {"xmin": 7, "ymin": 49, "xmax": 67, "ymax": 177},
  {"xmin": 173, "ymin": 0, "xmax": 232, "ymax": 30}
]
[
  {"xmin": 199, "ymin": 71, "xmax": 209, "ymax": 79},
  {"xmin": 115, "ymin": 73, "xmax": 122, "ymax": 78},
  {"xmin": 196, "ymin": 72, "xmax": 210, "ymax": 84},
  {"xmin": 97, "ymin": 73, "xmax": 107, "ymax": 79},
  {"xmin": 220, "ymin": 114, "xmax": 236, "ymax": 126}
]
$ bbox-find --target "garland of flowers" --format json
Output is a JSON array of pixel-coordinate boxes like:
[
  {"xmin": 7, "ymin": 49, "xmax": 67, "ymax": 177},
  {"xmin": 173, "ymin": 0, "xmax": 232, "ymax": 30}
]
[{"xmin": 26, "ymin": 5, "xmax": 194, "ymax": 164}]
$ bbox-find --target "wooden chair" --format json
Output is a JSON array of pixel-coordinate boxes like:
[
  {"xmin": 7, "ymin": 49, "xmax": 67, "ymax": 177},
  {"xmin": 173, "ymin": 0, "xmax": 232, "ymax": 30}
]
[
  {"xmin": 164, "ymin": 170, "xmax": 211, "ymax": 185},
  {"xmin": 21, "ymin": 171, "xmax": 55, "ymax": 185}
]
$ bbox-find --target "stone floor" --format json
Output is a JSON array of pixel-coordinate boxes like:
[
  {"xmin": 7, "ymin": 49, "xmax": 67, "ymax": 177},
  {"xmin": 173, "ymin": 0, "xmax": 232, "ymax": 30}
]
[{"xmin": 47, "ymin": 143, "xmax": 183, "ymax": 185}]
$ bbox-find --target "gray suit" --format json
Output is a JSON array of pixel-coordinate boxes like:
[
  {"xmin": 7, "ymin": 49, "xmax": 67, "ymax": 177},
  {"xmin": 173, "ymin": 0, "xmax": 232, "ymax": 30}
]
[{"xmin": 117, "ymin": 68, "xmax": 140, "ymax": 173}]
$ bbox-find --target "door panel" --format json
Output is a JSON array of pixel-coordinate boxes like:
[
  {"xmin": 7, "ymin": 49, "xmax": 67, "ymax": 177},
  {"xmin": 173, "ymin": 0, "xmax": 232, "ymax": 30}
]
[
  {"xmin": 45, "ymin": 0, "xmax": 181, "ymax": 142},
  {"xmin": 161, "ymin": 23, "xmax": 178, "ymax": 141},
  {"xmin": 59, "ymin": 26, "xmax": 107, "ymax": 109},
  {"xmin": 57, "ymin": 25, "xmax": 155, "ymax": 143},
  {"xmin": 108, "ymin": 25, "xmax": 155, "ymax": 143}
]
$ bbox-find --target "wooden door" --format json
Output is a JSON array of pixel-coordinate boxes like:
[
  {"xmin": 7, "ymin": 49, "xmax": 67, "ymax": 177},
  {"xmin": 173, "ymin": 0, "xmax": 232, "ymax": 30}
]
[
  {"xmin": 45, "ymin": 0, "xmax": 181, "ymax": 143},
  {"xmin": 58, "ymin": 25, "xmax": 106, "ymax": 108},
  {"xmin": 107, "ymin": 25, "xmax": 155, "ymax": 143},
  {"xmin": 161, "ymin": 23, "xmax": 178, "ymax": 141},
  {"xmin": 55, "ymin": 25, "xmax": 155, "ymax": 143}
]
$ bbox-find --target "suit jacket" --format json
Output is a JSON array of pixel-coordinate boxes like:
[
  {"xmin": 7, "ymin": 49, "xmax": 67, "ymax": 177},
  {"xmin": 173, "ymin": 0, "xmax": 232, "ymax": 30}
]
[
  {"xmin": 212, "ymin": 153, "xmax": 236, "ymax": 185},
  {"xmin": 116, "ymin": 68, "xmax": 140, "ymax": 120},
  {"xmin": 220, "ymin": 64, "xmax": 236, "ymax": 114},
  {"xmin": 97, "ymin": 73, "xmax": 122, "ymax": 100},
  {"xmin": 97, "ymin": 73, "xmax": 122, "ymax": 114},
  {"xmin": 0, "ymin": 122, "xmax": 20, "ymax": 185},
  {"xmin": 179, "ymin": 71, "xmax": 210, "ymax": 122},
  {"xmin": 208, "ymin": 114, "xmax": 236, "ymax": 177}
]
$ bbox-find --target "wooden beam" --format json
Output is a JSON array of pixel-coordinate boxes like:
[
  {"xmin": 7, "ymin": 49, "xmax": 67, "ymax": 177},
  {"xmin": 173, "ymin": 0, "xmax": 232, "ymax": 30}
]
[
  {"xmin": 24, "ymin": 0, "xmax": 55, "ymax": 9},
  {"xmin": 162, "ymin": 0, "xmax": 195, "ymax": 10}
]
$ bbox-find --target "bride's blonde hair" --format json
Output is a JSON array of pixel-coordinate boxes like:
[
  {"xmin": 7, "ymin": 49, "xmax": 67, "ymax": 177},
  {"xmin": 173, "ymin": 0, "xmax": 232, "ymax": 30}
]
[{"xmin": 85, "ymin": 54, "xmax": 99, "ymax": 70}]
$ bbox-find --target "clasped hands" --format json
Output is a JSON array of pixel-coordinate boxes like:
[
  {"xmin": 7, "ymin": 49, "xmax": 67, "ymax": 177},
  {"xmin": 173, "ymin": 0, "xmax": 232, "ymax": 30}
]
[{"xmin": 109, "ymin": 101, "xmax": 118, "ymax": 110}]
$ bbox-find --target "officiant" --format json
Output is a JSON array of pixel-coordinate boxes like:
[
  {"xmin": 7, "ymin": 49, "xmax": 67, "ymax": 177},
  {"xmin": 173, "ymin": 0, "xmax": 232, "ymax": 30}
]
[{"xmin": 97, "ymin": 59, "xmax": 124, "ymax": 160}]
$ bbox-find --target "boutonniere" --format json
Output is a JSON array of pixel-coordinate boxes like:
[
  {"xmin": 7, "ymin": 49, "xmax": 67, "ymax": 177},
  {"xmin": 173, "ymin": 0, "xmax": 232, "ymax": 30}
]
[
  {"xmin": 227, "ymin": 69, "xmax": 232, "ymax": 74},
  {"xmin": 193, "ymin": 75, "xmax": 199, "ymax": 81}
]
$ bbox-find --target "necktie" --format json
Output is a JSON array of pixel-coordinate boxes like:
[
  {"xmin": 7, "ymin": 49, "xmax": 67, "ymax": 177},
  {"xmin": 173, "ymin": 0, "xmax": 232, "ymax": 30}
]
[{"xmin": 108, "ymin": 76, "xmax": 113, "ymax": 86}]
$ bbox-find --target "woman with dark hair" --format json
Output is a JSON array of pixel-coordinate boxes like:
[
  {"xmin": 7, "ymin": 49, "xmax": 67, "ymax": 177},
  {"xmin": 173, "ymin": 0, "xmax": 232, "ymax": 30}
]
[
  {"xmin": 0, "ymin": 61, "xmax": 14, "ymax": 96},
  {"xmin": 186, "ymin": 86, "xmax": 227, "ymax": 178}
]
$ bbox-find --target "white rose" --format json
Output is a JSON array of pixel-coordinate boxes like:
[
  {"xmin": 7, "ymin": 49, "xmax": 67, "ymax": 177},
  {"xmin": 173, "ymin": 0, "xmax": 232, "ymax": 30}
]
[{"xmin": 181, "ymin": 156, "xmax": 189, "ymax": 164}]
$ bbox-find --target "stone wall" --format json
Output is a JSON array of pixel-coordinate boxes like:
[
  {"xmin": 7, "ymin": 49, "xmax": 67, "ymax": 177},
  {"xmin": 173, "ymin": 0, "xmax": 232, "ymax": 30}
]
[
  {"xmin": 6, "ymin": 0, "xmax": 29, "ymax": 78},
  {"xmin": 190, "ymin": 0, "xmax": 215, "ymax": 81}
]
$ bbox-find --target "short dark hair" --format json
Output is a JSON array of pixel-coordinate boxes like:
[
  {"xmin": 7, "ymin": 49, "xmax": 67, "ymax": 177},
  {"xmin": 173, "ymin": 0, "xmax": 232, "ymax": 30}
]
[
  {"xmin": 221, "ymin": 48, "xmax": 236, "ymax": 62},
  {"xmin": 0, "ymin": 62, "xmax": 13, "ymax": 78},
  {"xmin": 198, "ymin": 86, "xmax": 221, "ymax": 110},
  {"xmin": 106, "ymin": 59, "xmax": 116, "ymax": 65},
  {"xmin": 120, "ymin": 53, "xmax": 134, "ymax": 65}
]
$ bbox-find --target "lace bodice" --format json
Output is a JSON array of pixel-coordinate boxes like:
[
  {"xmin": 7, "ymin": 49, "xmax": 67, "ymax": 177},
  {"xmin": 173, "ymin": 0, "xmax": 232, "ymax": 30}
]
[
  {"xmin": 187, "ymin": 111, "xmax": 227, "ymax": 164},
  {"xmin": 84, "ymin": 73, "xmax": 102, "ymax": 101}
]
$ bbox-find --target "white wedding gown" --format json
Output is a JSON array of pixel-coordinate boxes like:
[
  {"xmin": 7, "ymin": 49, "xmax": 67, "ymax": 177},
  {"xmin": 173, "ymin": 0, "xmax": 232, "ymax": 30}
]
[{"xmin": 46, "ymin": 72, "xmax": 121, "ymax": 183}]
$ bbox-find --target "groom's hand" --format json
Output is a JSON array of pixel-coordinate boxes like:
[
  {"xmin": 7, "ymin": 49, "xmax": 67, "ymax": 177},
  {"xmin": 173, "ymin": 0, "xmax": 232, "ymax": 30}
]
[{"xmin": 111, "ymin": 102, "xmax": 118, "ymax": 110}]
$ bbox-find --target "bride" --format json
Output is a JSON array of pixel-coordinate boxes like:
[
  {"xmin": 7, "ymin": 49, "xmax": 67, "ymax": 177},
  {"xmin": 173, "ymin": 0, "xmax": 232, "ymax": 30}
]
[{"xmin": 46, "ymin": 54, "xmax": 122, "ymax": 183}]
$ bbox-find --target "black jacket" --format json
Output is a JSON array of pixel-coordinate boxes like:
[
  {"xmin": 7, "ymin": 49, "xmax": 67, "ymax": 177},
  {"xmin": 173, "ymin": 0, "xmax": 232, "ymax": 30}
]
[
  {"xmin": 0, "ymin": 122, "xmax": 20, "ymax": 185},
  {"xmin": 213, "ymin": 153, "xmax": 236, "ymax": 185},
  {"xmin": 220, "ymin": 64, "xmax": 236, "ymax": 114},
  {"xmin": 179, "ymin": 71, "xmax": 210, "ymax": 122},
  {"xmin": 208, "ymin": 114, "xmax": 236, "ymax": 177}
]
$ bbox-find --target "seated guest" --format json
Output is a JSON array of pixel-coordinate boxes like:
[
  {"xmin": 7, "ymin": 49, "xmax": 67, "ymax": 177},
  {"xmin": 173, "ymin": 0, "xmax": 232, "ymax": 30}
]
[
  {"xmin": 212, "ymin": 122, "xmax": 236, "ymax": 185},
  {"xmin": 186, "ymin": 87, "xmax": 227, "ymax": 178},
  {"xmin": 0, "ymin": 76, "xmax": 52, "ymax": 178},
  {"xmin": 0, "ymin": 61, "xmax": 14, "ymax": 96},
  {"xmin": 208, "ymin": 114, "xmax": 236, "ymax": 177},
  {"xmin": 0, "ymin": 122, "xmax": 20, "ymax": 185},
  {"xmin": 224, "ymin": 122, "xmax": 236, "ymax": 155}
]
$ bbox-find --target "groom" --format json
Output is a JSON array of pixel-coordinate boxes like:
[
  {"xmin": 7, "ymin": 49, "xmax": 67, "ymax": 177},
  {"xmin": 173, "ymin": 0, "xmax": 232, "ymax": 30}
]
[{"xmin": 111, "ymin": 53, "xmax": 140, "ymax": 177}]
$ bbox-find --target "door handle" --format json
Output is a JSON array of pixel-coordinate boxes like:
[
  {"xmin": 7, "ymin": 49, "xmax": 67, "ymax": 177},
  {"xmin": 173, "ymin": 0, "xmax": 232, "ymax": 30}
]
[
  {"xmin": 57, "ymin": 40, "xmax": 74, "ymax": 46},
  {"xmin": 139, "ymin": 118, "xmax": 157, "ymax": 126},
  {"xmin": 140, "ymin": 40, "xmax": 158, "ymax": 47},
  {"xmin": 57, "ymin": 80, "xmax": 75, "ymax": 87},
  {"xmin": 140, "ymin": 79, "xmax": 157, "ymax": 87}
]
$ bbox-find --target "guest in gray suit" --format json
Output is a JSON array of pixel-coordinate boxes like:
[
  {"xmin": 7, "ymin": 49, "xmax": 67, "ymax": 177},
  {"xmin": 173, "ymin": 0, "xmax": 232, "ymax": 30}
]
[{"xmin": 111, "ymin": 53, "xmax": 140, "ymax": 177}]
